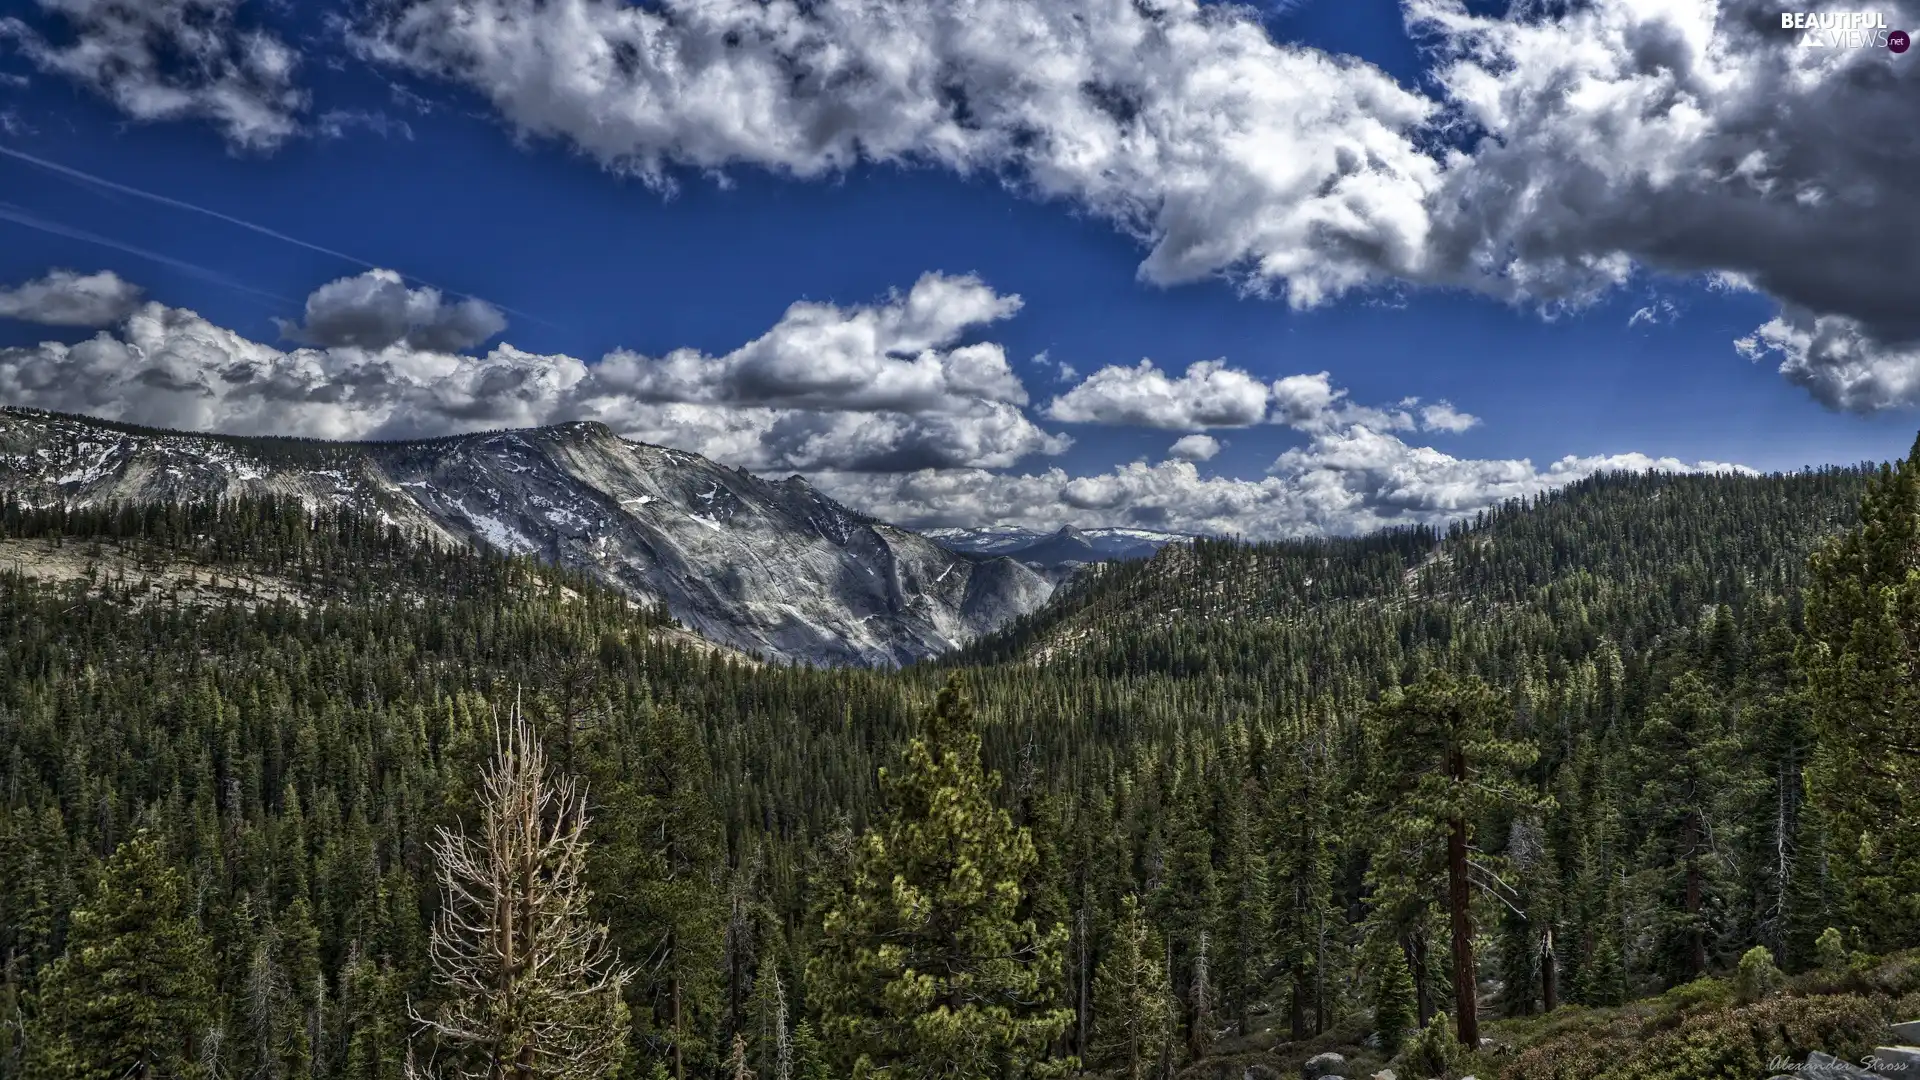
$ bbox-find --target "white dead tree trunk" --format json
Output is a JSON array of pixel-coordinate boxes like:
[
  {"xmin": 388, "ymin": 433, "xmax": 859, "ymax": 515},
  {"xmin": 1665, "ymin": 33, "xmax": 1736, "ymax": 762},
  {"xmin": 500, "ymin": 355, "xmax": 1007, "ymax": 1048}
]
[{"xmin": 410, "ymin": 704, "xmax": 633, "ymax": 1080}]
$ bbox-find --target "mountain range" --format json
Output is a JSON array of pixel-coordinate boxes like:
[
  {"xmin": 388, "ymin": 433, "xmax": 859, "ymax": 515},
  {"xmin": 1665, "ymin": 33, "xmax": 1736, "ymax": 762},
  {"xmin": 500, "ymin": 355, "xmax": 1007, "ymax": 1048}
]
[
  {"xmin": 926, "ymin": 524, "xmax": 1193, "ymax": 565},
  {"xmin": 0, "ymin": 407, "xmax": 1059, "ymax": 666}
]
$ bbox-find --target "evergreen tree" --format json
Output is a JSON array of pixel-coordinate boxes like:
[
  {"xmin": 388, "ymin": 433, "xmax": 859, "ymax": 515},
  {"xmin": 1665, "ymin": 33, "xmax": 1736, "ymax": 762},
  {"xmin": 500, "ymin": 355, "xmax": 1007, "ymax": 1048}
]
[
  {"xmin": 1369, "ymin": 936, "xmax": 1417, "ymax": 1058},
  {"xmin": 26, "ymin": 831, "xmax": 217, "ymax": 1080},
  {"xmin": 1373, "ymin": 672, "xmax": 1546, "ymax": 1048},
  {"xmin": 725, "ymin": 1034, "xmax": 752, "ymax": 1080},
  {"xmin": 1211, "ymin": 739, "xmax": 1268, "ymax": 1038},
  {"xmin": 1574, "ymin": 932, "xmax": 1627, "ymax": 1007},
  {"xmin": 807, "ymin": 675, "xmax": 1072, "ymax": 1079},
  {"xmin": 788, "ymin": 1021, "xmax": 830, "ymax": 1080},
  {"xmin": 339, "ymin": 944, "xmax": 406, "ymax": 1080},
  {"xmin": 1628, "ymin": 672, "xmax": 1744, "ymax": 986},
  {"xmin": 1149, "ymin": 757, "xmax": 1217, "ymax": 1062},
  {"xmin": 745, "ymin": 940, "xmax": 791, "ymax": 1080},
  {"xmin": 1088, "ymin": 895, "xmax": 1172, "ymax": 1080},
  {"xmin": 1269, "ymin": 735, "xmax": 1336, "ymax": 1039},
  {"xmin": 586, "ymin": 701, "xmax": 726, "ymax": 1080}
]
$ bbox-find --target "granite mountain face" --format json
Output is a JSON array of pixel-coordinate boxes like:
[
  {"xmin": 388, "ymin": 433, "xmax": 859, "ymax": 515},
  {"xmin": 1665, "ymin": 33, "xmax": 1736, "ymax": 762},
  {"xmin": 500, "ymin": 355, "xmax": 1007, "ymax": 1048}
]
[{"xmin": 0, "ymin": 408, "xmax": 1054, "ymax": 666}]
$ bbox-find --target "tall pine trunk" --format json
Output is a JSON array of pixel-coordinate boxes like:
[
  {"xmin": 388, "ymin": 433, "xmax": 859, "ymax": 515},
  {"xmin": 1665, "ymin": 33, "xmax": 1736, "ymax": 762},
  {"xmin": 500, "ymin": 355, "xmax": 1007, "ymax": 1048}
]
[
  {"xmin": 1076, "ymin": 903, "xmax": 1090, "ymax": 1058},
  {"xmin": 672, "ymin": 951, "xmax": 685, "ymax": 1080},
  {"xmin": 1412, "ymin": 934, "xmax": 1432, "ymax": 1026},
  {"xmin": 1448, "ymin": 750, "xmax": 1479, "ymax": 1048},
  {"xmin": 1682, "ymin": 810, "xmax": 1706, "ymax": 978}
]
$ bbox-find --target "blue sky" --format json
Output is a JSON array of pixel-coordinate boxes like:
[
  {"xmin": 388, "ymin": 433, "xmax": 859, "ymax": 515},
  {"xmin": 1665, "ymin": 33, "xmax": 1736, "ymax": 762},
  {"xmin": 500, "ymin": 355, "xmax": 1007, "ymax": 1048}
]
[{"xmin": 1, "ymin": 0, "xmax": 1917, "ymax": 537}]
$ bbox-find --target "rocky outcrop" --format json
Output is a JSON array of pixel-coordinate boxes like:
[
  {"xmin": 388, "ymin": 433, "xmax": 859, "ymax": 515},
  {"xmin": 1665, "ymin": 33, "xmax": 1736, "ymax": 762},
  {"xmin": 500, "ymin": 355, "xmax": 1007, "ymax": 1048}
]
[{"xmin": 0, "ymin": 408, "xmax": 1054, "ymax": 666}]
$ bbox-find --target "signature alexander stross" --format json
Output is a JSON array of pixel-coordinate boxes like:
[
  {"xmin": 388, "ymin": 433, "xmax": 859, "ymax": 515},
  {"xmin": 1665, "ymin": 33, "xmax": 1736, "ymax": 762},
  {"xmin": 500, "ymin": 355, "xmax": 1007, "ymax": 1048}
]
[{"xmin": 1765, "ymin": 1054, "xmax": 1912, "ymax": 1073}]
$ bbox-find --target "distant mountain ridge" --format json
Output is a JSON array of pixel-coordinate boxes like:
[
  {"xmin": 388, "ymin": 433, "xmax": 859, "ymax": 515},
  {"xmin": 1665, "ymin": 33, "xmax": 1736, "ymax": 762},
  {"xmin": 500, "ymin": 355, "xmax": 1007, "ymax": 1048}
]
[
  {"xmin": 0, "ymin": 408, "xmax": 1054, "ymax": 666},
  {"xmin": 953, "ymin": 467, "xmax": 1872, "ymax": 669},
  {"xmin": 927, "ymin": 524, "xmax": 1195, "ymax": 566}
]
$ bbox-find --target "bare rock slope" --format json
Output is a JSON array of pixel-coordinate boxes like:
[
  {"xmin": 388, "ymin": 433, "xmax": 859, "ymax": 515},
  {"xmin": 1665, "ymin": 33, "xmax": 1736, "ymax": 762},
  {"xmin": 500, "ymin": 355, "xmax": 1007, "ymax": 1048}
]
[{"xmin": 0, "ymin": 408, "xmax": 1053, "ymax": 666}]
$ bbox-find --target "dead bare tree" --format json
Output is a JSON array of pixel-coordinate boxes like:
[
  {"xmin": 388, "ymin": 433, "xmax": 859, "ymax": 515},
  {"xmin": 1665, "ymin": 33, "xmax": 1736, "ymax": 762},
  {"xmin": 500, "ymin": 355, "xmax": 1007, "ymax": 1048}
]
[{"xmin": 409, "ymin": 703, "xmax": 633, "ymax": 1080}]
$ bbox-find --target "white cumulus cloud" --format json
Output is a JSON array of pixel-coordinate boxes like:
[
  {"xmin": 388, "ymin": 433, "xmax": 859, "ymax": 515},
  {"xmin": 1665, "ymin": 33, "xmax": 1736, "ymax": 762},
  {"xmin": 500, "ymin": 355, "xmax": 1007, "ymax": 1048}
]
[
  {"xmin": 0, "ymin": 269, "xmax": 1068, "ymax": 472},
  {"xmin": 0, "ymin": 0, "xmax": 307, "ymax": 150},
  {"xmin": 353, "ymin": 0, "xmax": 1442, "ymax": 306},
  {"xmin": 0, "ymin": 269, "xmax": 144, "ymax": 326},
  {"xmin": 816, "ymin": 426, "xmax": 1752, "ymax": 538},
  {"xmin": 1047, "ymin": 358, "xmax": 1271, "ymax": 429},
  {"xmin": 17, "ymin": 0, "xmax": 1918, "ymax": 411},
  {"xmin": 277, "ymin": 269, "xmax": 508, "ymax": 352},
  {"xmin": 1168, "ymin": 433, "xmax": 1221, "ymax": 461},
  {"xmin": 1418, "ymin": 401, "xmax": 1479, "ymax": 433},
  {"xmin": 593, "ymin": 273, "xmax": 1027, "ymax": 414},
  {"xmin": 1737, "ymin": 309, "xmax": 1920, "ymax": 414},
  {"xmin": 347, "ymin": 0, "xmax": 1920, "ymax": 410}
]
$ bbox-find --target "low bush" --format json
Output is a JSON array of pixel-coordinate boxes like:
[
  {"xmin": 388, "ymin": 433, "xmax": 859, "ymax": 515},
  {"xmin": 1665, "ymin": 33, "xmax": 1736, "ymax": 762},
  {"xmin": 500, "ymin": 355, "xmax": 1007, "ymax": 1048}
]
[{"xmin": 1502, "ymin": 992, "xmax": 1896, "ymax": 1080}]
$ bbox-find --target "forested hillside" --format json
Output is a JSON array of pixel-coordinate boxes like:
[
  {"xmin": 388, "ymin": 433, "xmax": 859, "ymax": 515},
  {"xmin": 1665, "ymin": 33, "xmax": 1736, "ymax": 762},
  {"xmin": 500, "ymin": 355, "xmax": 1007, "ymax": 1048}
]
[{"xmin": 3, "ymin": 452, "xmax": 1918, "ymax": 1080}]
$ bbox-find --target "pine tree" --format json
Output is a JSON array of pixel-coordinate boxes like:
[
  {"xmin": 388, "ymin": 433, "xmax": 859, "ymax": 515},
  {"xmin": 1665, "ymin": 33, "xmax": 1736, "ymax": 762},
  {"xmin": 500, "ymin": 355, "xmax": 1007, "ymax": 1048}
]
[
  {"xmin": 1373, "ymin": 672, "xmax": 1547, "ymax": 1048},
  {"xmin": 1814, "ymin": 927, "xmax": 1847, "ymax": 974},
  {"xmin": 1150, "ymin": 757, "xmax": 1217, "ymax": 1062},
  {"xmin": 726, "ymin": 1033, "xmax": 753, "ymax": 1080},
  {"xmin": 26, "ymin": 831, "xmax": 217, "ymax": 1080},
  {"xmin": 1211, "ymin": 741, "xmax": 1268, "ymax": 1038},
  {"xmin": 1269, "ymin": 735, "xmax": 1336, "ymax": 1039},
  {"xmin": 1732, "ymin": 945, "xmax": 1783, "ymax": 1003},
  {"xmin": 586, "ymin": 700, "xmax": 725, "ymax": 1080},
  {"xmin": 788, "ymin": 1020, "xmax": 830, "ymax": 1080},
  {"xmin": 1629, "ymin": 672, "xmax": 1744, "ymax": 985},
  {"xmin": 807, "ymin": 675, "xmax": 1073, "ymax": 1079},
  {"xmin": 1089, "ymin": 895, "xmax": 1172, "ymax": 1080},
  {"xmin": 1369, "ymin": 936, "xmax": 1417, "ymax": 1057},
  {"xmin": 1574, "ymin": 931, "xmax": 1627, "ymax": 1007},
  {"xmin": 745, "ymin": 944, "xmax": 791, "ymax": 1080},
  {"xmin": 339, "ymin": 943, "xmax": 406, "ymax": 1080},
  {"xmin": 410, "ymin": 706, "xmax": 632, "ymax": 1080}
]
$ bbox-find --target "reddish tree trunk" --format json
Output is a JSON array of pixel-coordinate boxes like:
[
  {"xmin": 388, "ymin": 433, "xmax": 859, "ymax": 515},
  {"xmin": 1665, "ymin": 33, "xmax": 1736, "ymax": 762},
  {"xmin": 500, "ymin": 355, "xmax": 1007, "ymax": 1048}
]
[{"xmin": 1684, "ymin": 812, "xmax": 1707, "ymax": 978}]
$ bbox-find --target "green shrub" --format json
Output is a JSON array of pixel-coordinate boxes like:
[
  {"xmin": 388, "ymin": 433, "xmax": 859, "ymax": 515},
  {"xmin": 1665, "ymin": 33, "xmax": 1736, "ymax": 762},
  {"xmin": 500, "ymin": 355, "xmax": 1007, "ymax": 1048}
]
[
  {"xmin": 1735, "ymin": 947, "xmax": 1785, "ymax": 1004},
  {"xmin": 1655, "ymin": 976, "xmax": 1734, "ymax": 1020},
  {"xmin": 1815, "ymin": 928, "xmax": 1847, "ymax": 973},
  {"xmin": 1401, "ymin": 1011, "xmax": 1465, "ymax": 1080},
  {"xmin": 1502, "ymin": 993, "xmax": 1889, "ymax": 1080}
]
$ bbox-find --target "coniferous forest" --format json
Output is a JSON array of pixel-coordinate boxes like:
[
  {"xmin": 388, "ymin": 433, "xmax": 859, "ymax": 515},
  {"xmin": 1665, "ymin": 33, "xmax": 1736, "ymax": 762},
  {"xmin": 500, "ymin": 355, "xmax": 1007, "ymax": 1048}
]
[{"xmin": 3, "ymin": 445, "xmax": 1919, "ymax": 1080}]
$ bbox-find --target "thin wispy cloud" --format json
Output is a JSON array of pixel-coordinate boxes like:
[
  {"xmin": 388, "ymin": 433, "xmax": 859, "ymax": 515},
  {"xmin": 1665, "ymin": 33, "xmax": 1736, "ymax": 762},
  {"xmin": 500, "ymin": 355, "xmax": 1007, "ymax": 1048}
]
[
  {"xmin": 0, "ymin": 144, "xmax": 546, "ymax": 327},
  {"xmin": 0, "ymin": 202, "xmax": 294, "ymax": 306}
]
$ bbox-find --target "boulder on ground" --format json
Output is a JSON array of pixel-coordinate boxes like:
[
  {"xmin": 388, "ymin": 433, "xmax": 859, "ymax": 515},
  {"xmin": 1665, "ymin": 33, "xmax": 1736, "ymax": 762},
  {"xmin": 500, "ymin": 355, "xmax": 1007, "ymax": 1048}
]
[
  {"xmin": 1302, "ymin": 1052, "xmax": 1349, "ymax": 1080},
  {"xmin": 1798, "ymin": 1050, "xmax": 1877, "ymax": 1078}
]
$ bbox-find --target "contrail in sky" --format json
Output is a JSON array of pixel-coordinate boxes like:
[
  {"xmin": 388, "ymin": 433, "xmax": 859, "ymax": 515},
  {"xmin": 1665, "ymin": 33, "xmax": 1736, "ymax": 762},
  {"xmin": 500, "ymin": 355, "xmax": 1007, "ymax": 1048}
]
[
  {"xmin": 0, "ymin": 202, "xmax": 297, "ymax": 307},
  {"xmin": 0, "ymin": 143, "xmax": 553, "ymax": 327}
]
